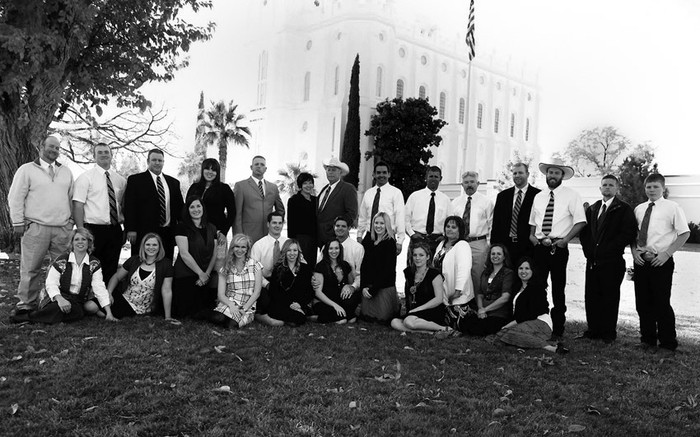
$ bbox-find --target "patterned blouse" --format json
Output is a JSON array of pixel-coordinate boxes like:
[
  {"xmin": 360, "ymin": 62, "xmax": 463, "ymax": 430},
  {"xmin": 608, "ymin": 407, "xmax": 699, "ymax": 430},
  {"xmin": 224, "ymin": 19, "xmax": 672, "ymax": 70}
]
[
  {"xmin": 221, "ymin": 258, "xmax": 263, "ymax": 310},
  {"xmin": 122, "ymin": 268, "xmax": 158, "ymax": 314}
]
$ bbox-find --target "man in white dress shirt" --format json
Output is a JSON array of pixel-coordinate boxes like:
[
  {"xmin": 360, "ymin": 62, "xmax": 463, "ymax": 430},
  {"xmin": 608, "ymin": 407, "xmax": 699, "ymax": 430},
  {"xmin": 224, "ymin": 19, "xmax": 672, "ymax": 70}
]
[
  {"xmin": 357, "ymin": 162, "xmax": 404, "ymax": 255},
  {"xmin": 405, "ymin": 166, "xmax": 451, "ymax": 256},
  {"xmin": 73, "ymin": 143, "xmax": 127, "ymax": 285},
  {"xmin": 250, "ymin": 211, "xmax": 288, "ymax": 326},
  {"xmin": 528, "ymin": 163, "xmax": 586, "ymax": 339},
  {"xmin": 451, "ymin": 171, "xmax": 494, "ymax": 290}
]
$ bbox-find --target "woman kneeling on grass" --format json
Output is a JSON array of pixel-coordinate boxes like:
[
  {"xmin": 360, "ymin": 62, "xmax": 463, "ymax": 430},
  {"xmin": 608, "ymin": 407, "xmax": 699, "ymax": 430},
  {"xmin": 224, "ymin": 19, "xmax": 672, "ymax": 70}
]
[
  {"xmin": 391, "ymin": 242, "xmax": 447, "ymax": 333},
  {"xmin": 261, "ymin": 239, "xmax": 314, "ymax": 327},
  {"xmin": 312, "ymin": 239, "xmax": 359, "ymax": 324},
  {"xmin": 107, "ymin": 233, "xmax": 177, "ymax": 323},
  {"xmin": 28, "ymin": 228, "xmax": 116, "ymax": 324},
  {"xmin": 359, "ymin": 212, "xmax": 400, "ymax": 323},
  {"xmin": 496, "ymin": 257, "xmax": 568, "ymax": 354},
  {"xmin": 211, "ymin": 234, "xmax": 262, "ymax": 329}
]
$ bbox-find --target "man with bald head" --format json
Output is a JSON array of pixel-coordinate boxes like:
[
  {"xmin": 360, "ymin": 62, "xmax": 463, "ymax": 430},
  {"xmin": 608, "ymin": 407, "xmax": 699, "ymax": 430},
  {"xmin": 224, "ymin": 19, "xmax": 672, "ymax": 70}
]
[{"xmin": 9, "ymin": 134, "xmax": 74, "ymax": 322}]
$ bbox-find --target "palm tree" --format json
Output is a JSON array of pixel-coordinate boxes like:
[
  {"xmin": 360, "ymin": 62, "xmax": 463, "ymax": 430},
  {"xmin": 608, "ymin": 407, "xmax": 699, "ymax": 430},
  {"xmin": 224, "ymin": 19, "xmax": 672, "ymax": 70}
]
[
  {"xmin": 277, "ymin": 152, "xmax": 317, "ymax": 196},
  {"xmin": 199, "ymin": 100, "xmax": 251, "ymax": 182}
]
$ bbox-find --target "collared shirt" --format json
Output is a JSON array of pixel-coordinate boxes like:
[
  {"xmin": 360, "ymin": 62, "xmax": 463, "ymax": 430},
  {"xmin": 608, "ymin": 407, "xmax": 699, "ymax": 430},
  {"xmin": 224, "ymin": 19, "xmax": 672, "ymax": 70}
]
[
  {"xmin": 405, "ymin": 187, "xmax": 452, "ymax": 236},
  {"xmin": 512, "ymin": 184, "xmax": 531, "ymax": 209},
  {"xmin": 149, "ymin": 171, "xmax": 172, "ymax": 226},
  {"xmin": 634, "ymin": 198, "xmax": 689, "ymax": 254},
  {"xmin": 358, "ymin": 182, "xmax": 406, "ymax": 244},
  {"xmin": 45, "ymin": 253, "xmax": 110, "ymax": 307},
  {"xmin": 342, "ymin": 237, "xmax": 364, "ymax": 289},
  {"xmin": 318, "ymin": 180, "xmax": 340, "ymax": 210},
  {"xmin": 251, "ymin": 176, "xmax": 265, "ymax": 196},
  {"xmin": 73, "ymin": 166, "xmax": 127, "ymax": 225},
  {"xmin": 250, "ymin": 234, "xmax": 289, "ymax": 286},
  {"xmin": 39, "ymin": 158, "xmax": 54, "ymax": 172},
  {"xmin": 598, "ymin": 197, "xmax": 614, "ymax": 218},
  {"xmin": 529, "ymin": 185, "xmax": 586, "ymax": 239},
  {"xmin": 451, "ymin": 191, "xmax": 494, "ymax": 238}
]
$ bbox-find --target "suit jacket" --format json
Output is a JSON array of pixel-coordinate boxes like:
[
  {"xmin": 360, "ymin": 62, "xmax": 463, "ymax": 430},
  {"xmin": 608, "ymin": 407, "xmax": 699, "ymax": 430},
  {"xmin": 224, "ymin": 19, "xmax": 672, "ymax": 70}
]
[
  {"xmin": 490, "ymin": 185, "xmax": 541, "ymax": 245},
  {"xmin": 316, "ymin": 180, "xmax": 358, "ymax": 247},
  {"xmin": 124, "ymin": 171, "xmax": 184, "ymax": 235},
  {"xmin": 580, "ymin": 196, "xmax": 637, "ymax": 265},
  {"xmin": 233, "ymin": 177, "xmax": 285, "ymax": 243}
]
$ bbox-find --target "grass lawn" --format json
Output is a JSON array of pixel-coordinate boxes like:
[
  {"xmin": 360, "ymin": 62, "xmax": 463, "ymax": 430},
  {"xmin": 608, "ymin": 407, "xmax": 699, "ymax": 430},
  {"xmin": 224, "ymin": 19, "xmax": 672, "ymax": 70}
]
[{"xmin": 1, "ymin": 258, "xmax": 699, "ymax": 437}]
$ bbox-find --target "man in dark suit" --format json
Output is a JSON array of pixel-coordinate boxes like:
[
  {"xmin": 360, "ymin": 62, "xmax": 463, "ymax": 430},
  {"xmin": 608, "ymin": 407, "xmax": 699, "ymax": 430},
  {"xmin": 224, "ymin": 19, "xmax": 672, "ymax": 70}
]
[
  {"xmin": 490, "ymin": 162, "xmax": 541, "ymax": 266},
  {"xmin": 316, "ymin": 156, "xmax": 358, "ymax": 248},
  {"xmin": 124, "ymin": 148, "xmax": 184, "ymax": 260},
  {"xmin": 233, "ymin": 155, "xmax": 285, "ymax": 243},
  {"xmin": 579, "ymin": 174, "xmax": 637, "ymax": 343}
]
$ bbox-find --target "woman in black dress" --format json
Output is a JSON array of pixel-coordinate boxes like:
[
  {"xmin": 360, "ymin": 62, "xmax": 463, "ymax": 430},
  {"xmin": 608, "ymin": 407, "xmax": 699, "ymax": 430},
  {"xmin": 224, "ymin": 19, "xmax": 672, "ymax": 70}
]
[
  {"xmin": 186, "ymin": 158, "xmax": 235, "ymax": 237},
  {"xmin": 312, "ymin": 238, "xmax": 360, "ymax": 324},
  {"xmin": 265, "ymin": 239, "xmax": 315, "ymax": 326},
  {"xmin": 287, "ymin": 172, "xmax": 317, "ymax": 265},
  {"xmin": 391, "ymin": 241, "xmax": 447, "ymax": 332}
]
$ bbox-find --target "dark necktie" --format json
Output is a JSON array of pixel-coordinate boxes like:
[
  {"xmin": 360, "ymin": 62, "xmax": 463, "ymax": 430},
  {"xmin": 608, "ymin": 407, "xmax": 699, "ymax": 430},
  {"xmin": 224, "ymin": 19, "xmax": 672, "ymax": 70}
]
[
  {"xmin": 156, "ymin": 175, "xmax": 166, "ymax": 226},
  {"xmin": 426, "ymin": 192, "xmax": 436, "ymax": 235},
  {"xmin": 105, "ymin": 171, "xmax": 119, "ymax": 225},
  {"xmin": 258, "ymin": 180, "xmax": 265, "ymax": 198},
  {"xmin": 509, "ymin": 189, "xmax": 522, "ymax": 238},
  {"xmin": 597, "ymin": 203, "xmax": 608, "ymax": 225},
  {"xmin": 371, "ymin": 187, "xmax": 381, "ymax": 221},
  {"xmin": 273, "ymin": 239, "xmax": 280, "ymax": 264},
  {"xmin": 542, "ymin": 191, "xmax": 554, "ymax": 236},
  {"xmin": 637, "ymin": 202, "xmax": 655, "ymax": 247},
  {"xmin": 462, "ymin": 196, "xmax": 472, "ymax": 236},
  {"xmin": 319, "ymin": 185, "xmax": 331, "ymax": 211}
]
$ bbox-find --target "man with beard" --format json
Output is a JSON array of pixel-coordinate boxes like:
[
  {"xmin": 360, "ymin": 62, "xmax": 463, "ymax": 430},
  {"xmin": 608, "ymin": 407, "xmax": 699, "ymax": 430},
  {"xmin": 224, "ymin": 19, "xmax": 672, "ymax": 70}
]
[
  {"xmin": 405, "ymin": 166, "xmax": 452, "ymax": 256},
  {"xmin": 528, "ymin": 163, "xmax": 586, "ymax": 339},
  {"xmin": 490, "ymin": 163, "xmax": 541, "ymax": 266}
]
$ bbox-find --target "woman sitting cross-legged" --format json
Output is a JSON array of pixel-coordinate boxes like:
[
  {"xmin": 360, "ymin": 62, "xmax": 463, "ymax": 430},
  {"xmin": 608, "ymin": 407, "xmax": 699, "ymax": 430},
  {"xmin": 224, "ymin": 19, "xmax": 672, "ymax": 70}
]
[
  {"xmin": 107, "ymin": 232, "xmax": 177, "ymax": 322},
  {"xmin": 28, "ymin": 228, "xmax": 116, "ymax": 324},
  {"xmin": 261, "ymin": 239, "xmax": 314, "ymax": 326},
  {"xmin": 210, "ymin": 233, "xmax": 262, "ymax": 329},
  {"xmin": 359, "ymin": 212, "xmax": 400, "ymax": 323},
  {"xmin": 312, "ymin": 238, "xmax": 360, "ymax": 324},
  {"xmin": 459, "ymin": 243, "xmax": 515, "ymax": 335},
  {"xmin": 391, "ymin": 241, "xmax": 448, "ymax": 333},
  {"xmin": 496, "ymin": 257, "xmax": 568, "ymax": 354}
]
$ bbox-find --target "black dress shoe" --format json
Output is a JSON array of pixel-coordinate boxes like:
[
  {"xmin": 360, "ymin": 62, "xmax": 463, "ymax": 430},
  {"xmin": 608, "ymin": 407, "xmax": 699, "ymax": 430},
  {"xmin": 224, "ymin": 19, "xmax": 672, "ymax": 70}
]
[
  {"xmin": 9, "ymin": 309, "xmax": 31, "ymax": 324},
  {"xmin": 556, "ymin": 343, "xmax": 570, "ymax": 355}
]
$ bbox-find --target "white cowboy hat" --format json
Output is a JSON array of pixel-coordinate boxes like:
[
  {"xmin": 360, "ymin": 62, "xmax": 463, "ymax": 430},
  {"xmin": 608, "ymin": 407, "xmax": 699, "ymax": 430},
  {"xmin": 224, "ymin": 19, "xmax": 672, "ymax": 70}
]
[
  {"xmin": 322, "ymin": 156, "xmax": 350, "ymax": 175},
  {"xmin": 538, "ymin": 162, "xmax": 575, "ymax": 180}
]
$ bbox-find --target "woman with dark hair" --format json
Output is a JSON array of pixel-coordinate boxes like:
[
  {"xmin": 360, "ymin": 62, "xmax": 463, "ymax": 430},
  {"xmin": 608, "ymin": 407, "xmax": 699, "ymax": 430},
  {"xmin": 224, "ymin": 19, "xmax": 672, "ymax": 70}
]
[
  {"xmin": 390, "ymin": 241, "xmax": 448, "ymax": 333},
  {"xmin": 496, "ymin": 257, "xmax": 568, "ymax": 354},
  {"xmin": 107, "ymin": 232, "xmax": 177, "ymax": 322},
  {"xmin": 433, "ymin": 215, "xmax": 474, "ymax": 338},
  {"xmin": 263, "ymin": 239, "xmax": 315, "ymax": 326},
  {"xmin": 172, "ymin": 196, "xmax": 220, "ymax": 318},
  {"xmin": 460, "ymin": 243, "xmax": 515, "ymax": 335},
  {"xmin": 359, "ymin": 212, "xmax": 400, "ymax": 323},
  {"xmin": 312, "ymin": 238, "xmax": 359, "ymax": 324},
  {"xmin": 27, "ymin": 228, "xmax": 116, "ymax": 324},
  {"xmin": 287, "ymin": 172, "xmax": 317, "ymax": 265},
  {"xmin": 186, "ymin": 158, "xmax": 235, "ymax": 236}
]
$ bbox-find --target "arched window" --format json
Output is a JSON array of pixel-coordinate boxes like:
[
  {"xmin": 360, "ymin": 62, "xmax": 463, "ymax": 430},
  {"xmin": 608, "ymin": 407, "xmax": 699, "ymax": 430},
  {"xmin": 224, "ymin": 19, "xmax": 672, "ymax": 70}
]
[
  {"xmin": 376, "ymin": 66, "xmax": 383, "ymax": 97},
  {"xmin": 396, "ymin": 79, "xmax": 404, "ymax": 98},
  {"xmin": 439, "ymin": 92, "xmax": 446, "ymax": 119},
  {"xmin": 476, "ymin": 103, "xmax": 483, "ymax": 129},
  {"xmin": 303, "ymin": 72, "xmax": 311, "ymax": 102},
  {"xmin": 525, "ymin": 118, "xmax": 531, "ymax": 142},
  {"xmin": 458, "ymin": 98, "xmax": 465, "ymax": 124},
  {"xmin": 334, "ymin": 65, "xmax": 340, "ymax": 96},
  {"xmin": 510, "ymin": 113, "xmax": 516, "ymax": 138},
  {"xmin": 419, "ymin": 85, "xmax": 426, "ymax": 99},
  {"xmin": 494, "ymin": 109, "xmax": 500, "ymax": 133}
]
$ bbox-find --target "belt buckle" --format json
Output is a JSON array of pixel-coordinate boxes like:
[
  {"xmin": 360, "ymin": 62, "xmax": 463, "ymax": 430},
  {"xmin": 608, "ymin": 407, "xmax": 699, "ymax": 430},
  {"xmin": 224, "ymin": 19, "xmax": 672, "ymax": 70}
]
[{"xmin": 510, "ymin": 236, "xmax": 518, "ymax": 243}]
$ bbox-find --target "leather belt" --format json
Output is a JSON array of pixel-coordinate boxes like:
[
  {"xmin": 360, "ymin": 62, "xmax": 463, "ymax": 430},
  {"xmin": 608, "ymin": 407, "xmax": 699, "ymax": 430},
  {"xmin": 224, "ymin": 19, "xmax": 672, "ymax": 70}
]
[{"xmin": 466, "ymin": 235, "xmax": 487, "ymax": 243}]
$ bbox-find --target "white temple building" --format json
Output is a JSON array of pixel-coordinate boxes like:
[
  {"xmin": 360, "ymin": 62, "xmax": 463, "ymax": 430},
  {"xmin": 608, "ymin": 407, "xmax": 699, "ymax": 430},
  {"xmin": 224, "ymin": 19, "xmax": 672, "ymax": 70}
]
[{"xmin": 227, "ymin": 0, "xmax": 541, "ymax": 191}]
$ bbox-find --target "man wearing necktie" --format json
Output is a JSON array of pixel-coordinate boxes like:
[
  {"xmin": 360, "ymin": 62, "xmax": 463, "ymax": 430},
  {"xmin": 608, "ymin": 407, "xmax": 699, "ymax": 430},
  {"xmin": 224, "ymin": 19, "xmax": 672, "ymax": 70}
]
[
  {"xmin": 233, "ymin": 155, "xmax": 285, "ymax": 244},
  {"xmin": 73, "ymin": 143, "xmax": 127, "ymax": 286},
  {"xmin": 316, "ymin": 156, "xmax": 358, "ymax": 249},
  {"xmin": 9, "ymin": 134, "xmax": 74, "ymax": 323},
  {"xmin": 528, "ymin": 163, "xmax": 586, "ymax": 339},
  {"xmin": 579, "ymin": 175, "xmax": 636, "ymax": 344},
  {"xmin": 124, "ymin": 148, "xmax": 184, "ymax": 261},
  {"xmin": 490, "ymin": 163, "xmax": 541, "ymax": 266},
  {"xmin": 451, "ymin": 171, "xmax": 494, "ymax": 293},
  {"xmin": 631, "ymin": 174, "xmax": 689, "ymax": 355},
  {"xmin": 357, "ymin": 162, "xmax": 405, "ymax": 255},
  {"xmin": 405, "ymin": 166, "xmax": 452, "ymax": 256},
  {"xmin": 250, "ymin": 211, "xmax": 288, "ymax": 326}
]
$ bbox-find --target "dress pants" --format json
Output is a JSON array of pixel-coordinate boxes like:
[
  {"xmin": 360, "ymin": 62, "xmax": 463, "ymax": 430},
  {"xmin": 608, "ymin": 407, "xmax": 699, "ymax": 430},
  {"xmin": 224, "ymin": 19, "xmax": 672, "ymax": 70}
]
[
  {"xmin": 85, "ymin": 223, "xmax": 124, "ymax": 286},
  {"xmin": 469, "ymin": 239, "xmax": 489, "ymax": 293},
  {"xmin": 503, "ymin": 239, "xmax": 534, "ymax": 269},
  {"xmin": 633, "ymin": 258, "xmax": 677, "ymax": 350},
  {"xmin": 533, "ymin": 244, "xmax": 569, "ymax": 336},
  {"xmin": 584, "ymin": 258, "xmax": 625, "ymax": 340}
]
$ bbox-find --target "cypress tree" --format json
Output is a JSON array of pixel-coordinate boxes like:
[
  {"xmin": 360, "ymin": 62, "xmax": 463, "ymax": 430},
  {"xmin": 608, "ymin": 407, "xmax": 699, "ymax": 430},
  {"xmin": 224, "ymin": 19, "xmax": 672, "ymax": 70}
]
[{"xmin": 341, "ymin": 54, "xmax": 361, "ymax": 188}]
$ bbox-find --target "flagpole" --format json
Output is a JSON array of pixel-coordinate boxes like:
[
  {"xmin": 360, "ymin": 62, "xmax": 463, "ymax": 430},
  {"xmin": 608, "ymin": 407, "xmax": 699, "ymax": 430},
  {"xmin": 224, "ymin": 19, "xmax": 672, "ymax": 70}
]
[
  {"xmin": 463, "ymin": 0, "xmax": 475, "ymax": 180},
  {"xmin": 464, "ymin": 62, "xmax": 472, "ymax": 180}
]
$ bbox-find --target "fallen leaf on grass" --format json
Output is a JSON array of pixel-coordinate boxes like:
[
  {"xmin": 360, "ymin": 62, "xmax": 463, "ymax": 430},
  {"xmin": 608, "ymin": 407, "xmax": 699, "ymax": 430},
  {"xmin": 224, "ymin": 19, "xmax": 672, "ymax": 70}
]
[
  {"xmin": 261, "ymin": 374, "xmax": 270, "ymax": 381},
  {"xmin": 59, "ymin": 349, "xmax": 69, "ymax": 356},
  {"xmin": 568, "ymin": 424, "xmax": 586, "ymax": 432},
  {"xmin": 23, "ymin": 377, "xmax": 31, "ymax": 384},
  {"xmin": 349, "ymin": 401, "xmax": 357, "ymax": 409},
  {"xmin": 212, "ymin": 385, "xmax": 231, "ymax": 393},
  {"xmin": 50, "ymin": 398, "xmax": 60, "ymax": 403},
  {"xmin": 82, "ymin": 337, "xmax": 97, "ymax": 341},
  {"xmin": 214, "ymin": 345, "xmax": 226, "ymax": 353},
  {"xmin": 359, "ymin": 328, "xmax": 367, "ymax": 331},
  {"xmin": 26, "ymin": 345, "xmax": 47, "ymax": 354},
  {"xmin": 9, "ymin": 403, "xmax": 19, "ymax": 415},
  {"xmin": 492, "ymin": 408, "xmax": 507, "ymax": 417},
  {"xmin": 83, "ymin": 406, "xmax": 98, "ymax": 412},
  {"xmin": 30, "ymin": 330, "xmax": 46, "ymax": 335},
  {"xmin": 586, "ymin": 405, "xmax": 601, "ymax": 415},
  {"xmin": 326, "ymin": 388, "xmax": 344, "ymax": 393},
  {"xmin": 10, "ymin": 355, "xmax": 22, "ymax": 361},
  {"xmin": 488, "ymin": 421, "xmax": 500, "ymax": 426},
  {"xmin": 436, "ymin": 370, "xmax": 445, "ymax": 382},
  {"xmin": 51, "ymin": 356, "xmax": 60, "ymax": 363},
  {"xmin": 578, "ymin": 360, "xmax": 589, "ymax": 365},
  {"xmin": 640, "ymin": 370, "xmax": 649, "ymax": 375},
  {"xmin": 350, "ymin": 424, "xmax": 360, "ymax": 430},
  {"xmin": 0, "ymin": 377, "xmax": 6, "ymax": 383},
  {"xmin": 415, "ymin": 402, "xmax": 428, "ymax": 407},
  {"xmin": 404, "ymin": 346, "xmax": 415, "ymax": 351},
  {"xmin": 210, "ymin": 330, "xmax": 222, "ymax": 337}
]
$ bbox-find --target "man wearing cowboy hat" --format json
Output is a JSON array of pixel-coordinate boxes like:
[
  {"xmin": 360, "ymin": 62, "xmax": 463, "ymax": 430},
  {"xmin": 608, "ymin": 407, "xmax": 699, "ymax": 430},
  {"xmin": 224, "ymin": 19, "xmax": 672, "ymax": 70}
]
[
  {"xmin": 316, "ymin": 156, "xmax": 358, "ymax": 249},
  {"xmin": 528, "ymin": 162, "xmax": 586, "ymax": 339}
]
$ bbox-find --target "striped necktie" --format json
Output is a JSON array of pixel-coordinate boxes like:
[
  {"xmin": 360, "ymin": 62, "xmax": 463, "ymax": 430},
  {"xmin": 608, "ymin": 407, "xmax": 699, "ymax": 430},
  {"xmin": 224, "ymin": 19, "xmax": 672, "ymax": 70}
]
[
  {"xmin": 509, "ymin": 189, "xmax": 522, "ymax": 238},
  {"xmin": 105, "ymin": 171, "xmax": 119, "ymax": 225},
  {"xmin": 542, "ymin": 191, "xmax": 554, "ymax": 236},
  {"xmin": 156, "ymin": 175, "xmax": 166, "ymax": 226},
  {"xmin": 258, "ymin": 180, "xmax": 265, "ymax": 198},
  {"xmin": 462, "ymin": 196, "xmax": 472, "ymax": 236}
]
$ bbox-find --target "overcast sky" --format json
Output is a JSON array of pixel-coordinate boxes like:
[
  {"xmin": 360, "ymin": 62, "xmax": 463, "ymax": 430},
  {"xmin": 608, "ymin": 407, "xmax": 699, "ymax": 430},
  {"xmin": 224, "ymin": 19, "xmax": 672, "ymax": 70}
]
[{"xmin": 144, "ymin": 0, "xmax": 700, "ymax": 176}]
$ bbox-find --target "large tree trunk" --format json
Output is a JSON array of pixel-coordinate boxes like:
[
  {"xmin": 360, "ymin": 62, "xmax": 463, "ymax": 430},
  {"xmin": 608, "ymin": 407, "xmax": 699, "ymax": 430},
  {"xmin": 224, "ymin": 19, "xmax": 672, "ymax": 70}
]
[{"xmin": 218, "ymin": 137, "xmax": 227, "ymax": 183}]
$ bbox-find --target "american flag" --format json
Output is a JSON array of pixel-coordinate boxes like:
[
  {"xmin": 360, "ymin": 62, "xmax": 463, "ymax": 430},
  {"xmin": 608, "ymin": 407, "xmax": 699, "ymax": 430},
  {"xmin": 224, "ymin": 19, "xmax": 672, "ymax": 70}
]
[{"xmin": 466, "ymin": 0, "xmax": 475, "ymax": 60}]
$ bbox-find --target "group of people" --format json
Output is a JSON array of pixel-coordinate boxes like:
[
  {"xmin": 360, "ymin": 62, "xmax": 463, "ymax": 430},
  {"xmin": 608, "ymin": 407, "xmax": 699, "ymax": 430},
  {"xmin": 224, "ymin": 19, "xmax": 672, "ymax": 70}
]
[{"xmin": 7, "ymin": 134, "xmax": 690, "ymax": 355}]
